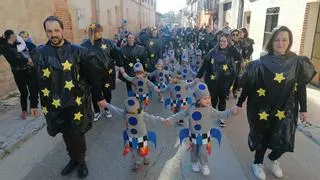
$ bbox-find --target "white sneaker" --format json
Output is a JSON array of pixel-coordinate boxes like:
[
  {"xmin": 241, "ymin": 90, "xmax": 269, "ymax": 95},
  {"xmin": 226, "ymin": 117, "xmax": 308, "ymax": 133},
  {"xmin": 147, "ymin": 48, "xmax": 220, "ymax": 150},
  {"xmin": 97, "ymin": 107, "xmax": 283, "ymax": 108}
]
[
  {"xmin": 105, "ymin": 109, "xmax": 112, "ymax": 118},
  {"xmin": 252, "ymin": 163, "xmax": 266, "ymax": 180},
  {"xmin": 269, "ymin": 160, "xmax": 283, "ymax": 178},
  {"xmin": 201, "ymin": 165, "xmax": 210, "ymax": 176},
  {"xmin": 94, "ymin": 113, "xmax": 101, "ymax": 122},
  {"xmin": 217, "ymin": 119, "xmax": 226, "ymax": 127},
  {"xmin": 191, "ymin": 162, "xmax": 200, "ymax": 172}
]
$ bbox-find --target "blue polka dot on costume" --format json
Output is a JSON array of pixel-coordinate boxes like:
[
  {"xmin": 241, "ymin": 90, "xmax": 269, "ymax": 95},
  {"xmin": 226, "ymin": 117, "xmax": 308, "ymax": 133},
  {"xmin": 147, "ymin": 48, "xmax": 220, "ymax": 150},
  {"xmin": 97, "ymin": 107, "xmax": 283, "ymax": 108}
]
[
  {"xmin": 183, "ymin": 69, "xmax": 188, "ymax": 73},
  {"xmin": 137, "ymin": 81, "xmax": 144, "ymax": 86},
  {"xmin": 176, "ymin": 94, "xmax": 181, "ymax": 98},
  {"xmin": 164, "ymin": 66, "xmax": 169, "ymax": 70},
  {"xmin": 135, "ymin": 63, "xmax": 140, "ymax": 68},
  {"xmin": 183, "ymin": 75, "xmax": 186, "ymax": 79},
  {"xmin": 159, "ymin": 72, "xmax": 163, "ymax": 77},
  {"xmin": 160, "ymin": 78, "xmax": 164, "ymax": 82},
  {"xmin": 130, "ymin": 129, "xmax": 138, "ymax": 134},
  {"xmin": 192, "ymin": 111, "xmax": 202, "ymax": 121},
  {"xmin": 138, "ymin": 88, "xmax": 143, "ymax": 92},
  {"xmin": 175, "ymin": 86, "xmax": 181, "ymax": 91},
  {"xmin": 128, "ymin": 117, "xmax": 138, "ymax": 126},
  {"xmin": 128, "ymin": 99, "xmax": 135, "ymax": 106},
  {"xmin": 199, "ymin": 84, "xmax": 206, "ymax": 90},
  {"xmin": 194, "ymin": 124, "xmax": 202, "ymax": 130}
]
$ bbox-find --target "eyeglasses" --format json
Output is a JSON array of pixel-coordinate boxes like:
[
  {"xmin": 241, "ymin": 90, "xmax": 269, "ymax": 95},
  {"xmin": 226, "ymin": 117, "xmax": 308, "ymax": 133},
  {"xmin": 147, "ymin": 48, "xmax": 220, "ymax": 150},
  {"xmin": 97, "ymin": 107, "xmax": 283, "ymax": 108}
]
[{"xmin": 232, "ymin": 34, "xmax": 239, "ymax": 36}]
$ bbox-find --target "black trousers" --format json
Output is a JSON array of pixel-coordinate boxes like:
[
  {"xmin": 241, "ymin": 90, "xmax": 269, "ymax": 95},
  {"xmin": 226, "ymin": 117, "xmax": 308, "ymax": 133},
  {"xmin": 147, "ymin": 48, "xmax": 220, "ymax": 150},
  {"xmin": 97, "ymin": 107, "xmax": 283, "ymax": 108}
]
[
  {"xmin": 210, "ymin": 87, "xmax": 227, "ymax": 111},
  {"xmin": 126, "ymin": 81, "xmax": 132, "ymax": 94},
  {"xmin": 92, "ymin": 86, "xmax": 112, "ymax": 114},
  {"xmin": 254, "ymin": 147, "xmax": 285, "ymax": 164},
  {"xmin": 12, "ymin": 68, "xmax": 38, "ymax": 112},
  {"xmin": 62, "ymin": 131, "xmax": 86, "ymax": 164},
  {"xmin": 232, "ymin": 76, "xmax": 240, "ymax": 93}
]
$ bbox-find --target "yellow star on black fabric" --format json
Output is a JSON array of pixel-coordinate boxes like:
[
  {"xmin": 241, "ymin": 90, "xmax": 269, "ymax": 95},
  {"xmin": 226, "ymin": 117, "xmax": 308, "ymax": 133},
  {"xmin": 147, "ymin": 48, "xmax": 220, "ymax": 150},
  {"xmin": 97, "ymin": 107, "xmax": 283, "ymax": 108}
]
[
  {"xmin": 62, "ymin": 60, "xmax": 72, "ymax": 71},
  {"xmin": 64, "ymin": 80, "xmax": 74, "ymax": 91},
  {"xmin": 275, "ymin": 110, "xmax": 286, "ymax": 120},
  {"xmin": 101, "ymin": 44, "xmax": 107, "ymax": 49},
  {"xmin": 258, "ymin": 111, "xmax": 269, "ymax": 121},
  {"xmin": 75, "ymin": 96, "xmax": 82, "ymax": 106},
  {"xmin": 41, "ymin": 88, "xmax": 50, "ymax": 97},
  {"xmin": 108, "ymin": 69, "xmax": 113, "ymax": 74},
  {"xmin": 149, "ymin": 41, "xmax": 154, "ymax": 46},
  {"xmin": 105, "ymin": 83, "xmax": 110, "ymax": 88},
  {"xmin": 274, "ymin": 73, "xmax": 286, "ymax": 83},
  {"xmin": 42, "ymin": 68, "xmax": 50, "ymax": 78},
  {"xmin": 129, "ymin": 63, "xmax": 133, "ymax": 67},
  {"xmin": 52, "ymin": 99, "xmax": 61, "ymax": 108},
  {"xmin": 74, "ymin": 111, "xmax": 83, "ymax": 121},
  {"xmin": 210, "ymin": 74, "xmax": 216, "ymax": 80},
  {"xmin": 211, "ymin": 58, "xmax": 215, "ymax": 64},
  {"xmin": 294, "ymin": 83, "xmax": 298, "ymax": 92},
  {"xmin": 223, "ymin": 64, "xmax": 228, "ymax": 71},
  {"xmin": 42, "ymin": 106, "xmax": 48, "ymax": 115},
  {"xmin": 257, "ymin": 88, "xmax": 266, "ymax": 97},
  {"xmin": 150, "ymin": 53, "xmax": 155, "ymax": 58}
]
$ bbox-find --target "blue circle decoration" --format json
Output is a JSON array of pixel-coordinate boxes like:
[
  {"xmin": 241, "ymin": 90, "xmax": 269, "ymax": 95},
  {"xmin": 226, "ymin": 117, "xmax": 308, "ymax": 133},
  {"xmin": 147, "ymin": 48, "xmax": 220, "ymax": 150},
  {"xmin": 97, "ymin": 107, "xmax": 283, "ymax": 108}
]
[
  {"xmin": 199, "ymin": 84, "xmax": 206, "ymax": 90},
  {"xmin": 130, "ymin": 129, "xmax": 138, "ymax": 134},
  {"xmin": 183, "ymin": 75, "xmax": 186, "ymax": 79},
  {"xmin": 137, "ymin": 81, "xmax": 144, "ymax": 86},
  {"xmin": 164, "ymin": 66, "xmax": 169, "ymax": 70},
  {"xmin": 159, "ymin": 72, "xmax": 163, "ymax": 77},
  {"xmin": 128, "ymin": 117, "xmax": 138, "ymax": 126},
  {"xmin": 138, "ymin": 88, "xmax": 143, "ymax": 92},
  {"xmin": 128, "ymin": 99, "xmax": 135, "ymax": 106},
  {"xmin": 160, "ymin": 78, "xmax": 164, "ymax": 81},
  {"xmin": 176, "ymin": 94, "xmax": 181, "ymax": 98},
  {"xmin": 175, "ymin": 86, "xmax": 181, "ymax": 92},
  {"xmin": 135, "ymin": 63, "xmax": 140, "ymax": 68},
  {"xmin": 192, "ymin": 111, "xmax": 202, "ymax": 121},
  {"xmin": 183, "ymin": 69, "xmax": 188, "ymax": 73},
  {"xmin": 194, "ymin": 124, "xmax": 202, "ymax": 130}
]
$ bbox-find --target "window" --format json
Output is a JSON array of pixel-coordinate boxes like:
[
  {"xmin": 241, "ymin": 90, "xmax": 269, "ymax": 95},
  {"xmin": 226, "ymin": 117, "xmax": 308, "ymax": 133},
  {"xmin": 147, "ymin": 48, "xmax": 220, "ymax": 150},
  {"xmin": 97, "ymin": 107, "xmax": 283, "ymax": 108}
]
[
  {"xmin": 126, "ymin": 8, "xmax": 129, "ymax": 20},
  {"xmin": 115, "ymin": 6, "xmax": 120, "ymax": 26},
  {"xmin": 107, "ymin": 10, "xmax": 112, "ymax": 25},
  {"xmin": 263, "ymin": 7, "xmax": 280, "ymax": 47}
]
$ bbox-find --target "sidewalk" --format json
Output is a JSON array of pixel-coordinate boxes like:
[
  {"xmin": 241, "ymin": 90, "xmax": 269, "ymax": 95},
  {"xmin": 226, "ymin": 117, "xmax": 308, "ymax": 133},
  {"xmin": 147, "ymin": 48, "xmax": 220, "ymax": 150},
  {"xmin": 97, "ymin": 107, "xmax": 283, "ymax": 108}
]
[
  {"xmin": 296, "ymin": 86, "xmax": 320, "ymax": 146},
  {"xmin": 0, "ymin": 91, "xmax": 45, "ymax": 160}
]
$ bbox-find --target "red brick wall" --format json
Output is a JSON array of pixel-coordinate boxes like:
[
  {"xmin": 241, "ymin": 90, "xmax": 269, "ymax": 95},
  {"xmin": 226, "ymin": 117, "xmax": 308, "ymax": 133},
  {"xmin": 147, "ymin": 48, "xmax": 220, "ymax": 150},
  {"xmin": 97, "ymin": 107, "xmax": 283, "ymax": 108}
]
[{"xmin": 53, "ymin": 0, "xmax": 74, "ymax": 41}]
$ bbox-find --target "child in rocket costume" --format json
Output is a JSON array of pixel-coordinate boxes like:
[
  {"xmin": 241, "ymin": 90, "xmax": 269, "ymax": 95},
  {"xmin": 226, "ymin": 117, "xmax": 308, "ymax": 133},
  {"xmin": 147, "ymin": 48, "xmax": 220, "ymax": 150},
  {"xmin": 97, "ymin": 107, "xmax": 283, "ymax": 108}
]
[
  {"xmin": 160, "ymin": 69, "xmax": 196, "ymax": 125},
  {"xmin": 148, "ymin": 59, "xmax": 170, "ymax": 102},
  {"xmin": 106, "ymin": 97, "xmax": 163, "ymax": 171},
  {"xmin": 180, "ymin": 51, "xmax": 197, "ymax": 83},
  {"xmin": 167, "ymin": 49, "xmax": 180, "ymax": 72},
  {"xmin": 191, "ymin": 49, "xmax": 204, "ymax": 73},
  {"xmin": 119, "ymin": 62, "xmax": 160, "ymax": 107},
  {"xmin": 164, "ymin": 83, "xmax": 238, "ymax": 175}
]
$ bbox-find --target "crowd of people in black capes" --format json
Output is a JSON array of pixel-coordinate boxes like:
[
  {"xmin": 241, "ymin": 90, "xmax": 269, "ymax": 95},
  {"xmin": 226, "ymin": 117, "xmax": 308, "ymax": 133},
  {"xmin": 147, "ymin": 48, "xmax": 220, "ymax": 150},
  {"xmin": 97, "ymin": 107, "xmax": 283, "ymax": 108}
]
[{"xmin": 0, "ymin": 15, "xmax": 316, "ymax": 180}]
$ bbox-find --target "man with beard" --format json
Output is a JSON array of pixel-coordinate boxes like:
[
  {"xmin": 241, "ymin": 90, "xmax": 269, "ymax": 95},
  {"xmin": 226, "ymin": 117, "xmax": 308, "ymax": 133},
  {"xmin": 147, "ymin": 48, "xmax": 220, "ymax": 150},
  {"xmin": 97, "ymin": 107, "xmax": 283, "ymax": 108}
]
[
  {"xmin": 145, "ymin": 27, "xmax": 164, "ymax": 74},
  {"xmin": 31, "ymin": 16, "xmax": 107, "ymax": 179},
  {"xmin": 118, "ymin": 33, "xmax": 147, "ymax": 93}
]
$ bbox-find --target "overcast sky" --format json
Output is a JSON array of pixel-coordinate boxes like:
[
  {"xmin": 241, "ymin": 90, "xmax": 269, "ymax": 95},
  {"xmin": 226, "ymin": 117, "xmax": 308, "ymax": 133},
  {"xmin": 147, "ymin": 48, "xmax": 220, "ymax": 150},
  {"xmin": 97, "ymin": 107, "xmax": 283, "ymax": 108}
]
[{"xmin": 157, "ymin": 0, "xmax": 186, "ymax": 14}]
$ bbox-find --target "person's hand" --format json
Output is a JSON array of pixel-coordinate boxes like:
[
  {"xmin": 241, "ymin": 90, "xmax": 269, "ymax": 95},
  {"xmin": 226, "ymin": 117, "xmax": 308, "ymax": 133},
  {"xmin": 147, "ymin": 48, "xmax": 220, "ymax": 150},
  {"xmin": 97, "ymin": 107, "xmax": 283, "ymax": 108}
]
[
  {"xmin": 162, "ymin": 119, "xmax": 171, "ymax": 128},
  {"xmin": 154, "ymin": 86, "xmax": 160, "ymax": 93},
  {"xmin": 231, "ymin": 105, "xmax": 241, "ymax": 115},
  {"xmin": 240, "ymin": 62, "xmax": 246, "ymax": 69},
  {"xmin": 119, "ymin": 67, "xmax": 125, "ymax": 74},
  {"xmin": 27, "ymin": 58, "xmax": 33, "ymax": 66},
  {"xmin": 195, "ymin": 78, "xmax": 201, "ymax": 82},
  {"xmin": 300, "ymin": 112, "xmax": 309, "ymax": 124},
  {"xmin": 97, "ymin": 99, "xmax": 108, "ymax": 109},
  {"xmin": 30, "ymin": 108, "xmax": 39, "ymax": 117}
]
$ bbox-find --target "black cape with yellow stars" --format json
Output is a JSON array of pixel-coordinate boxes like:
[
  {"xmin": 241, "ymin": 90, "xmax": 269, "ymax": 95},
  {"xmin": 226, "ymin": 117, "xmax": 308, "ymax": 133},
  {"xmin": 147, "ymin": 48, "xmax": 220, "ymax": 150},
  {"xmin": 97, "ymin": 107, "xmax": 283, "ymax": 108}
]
[
  {"xmin": 237, "ymin": 53, "xmax": 316, "ymax": 152},
  {"xmin": 31, "ymin": 40, "xmax": 105, "ymax": 137}
]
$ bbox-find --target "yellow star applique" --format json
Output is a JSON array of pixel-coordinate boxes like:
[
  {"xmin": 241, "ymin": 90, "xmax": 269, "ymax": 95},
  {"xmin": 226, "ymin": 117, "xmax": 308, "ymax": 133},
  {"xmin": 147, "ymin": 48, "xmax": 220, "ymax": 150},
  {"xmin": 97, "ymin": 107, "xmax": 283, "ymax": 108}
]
[
  {"xmin": 149, "ymin": 41, "xmax": 154, "ymax": 46},
  {"xmin": 129, "ymin": 63, "xmax": 133, "ymax": 67},
  {"xmin": 275, "ymin": 110, "xmax": 286, "ymax": 120},
  {"xmin": 150, "ymin": 53, "xmax": 155, "ymax": 58},
  {"xmin": 77, "ymin": 74, "xmax": 80, "ymax": 81},
  {"xmin": 52, "ymin": 99, "xmax": 61, "ymax": 108},
  {"xmin": 64, "ymin": 80, "xmax": 74, "ymax": 91},
  {"xmin": 42, "ymin": 106, "xmax": 48, "ymax": 115},
  {"xmin": 211, "ymin": 58, "xmax": 215, "ymax": 64},
  {"xmin": 294, "ymin": 83, "xmax": 298, "ymax": 92},
  {"xmin": 105, "ymin": 83, "xmax": 110, "ymax": 88},
  {"xmin": 74, "ymin": 111, "xmax": 83, "ymax": 121},
  {"xmin": 258, "ymin": 111, "xmax": 269, "ymax": 121},
  {"xmin": 145, "ymin": 63, "xmax": 148, "ymax": 68},
  {"xmin": 41, "ymin": 88, "xmax": 50, "ymax": 97},
  {"xmin": 210, "ymin": 74, "xmax": 216, "ymax": 80},
  {"xmin": 256, "ymin": 88, "xmax": 266, "ymax": 97},
  {"xmin": 75, "ymin": 96, "xmax": 82, "ymax": 106},
  {"xmin": 42, "ymin": 68, "xmax": 50, "ymax": 78},
  {"xmin": 108, "ymin": 69, "xmax": 113, "ymax": 74},
  {"xmin": 62, "ymin": 60, "xmax": 72, "ymax": 71},
  {"xmin": 101, "ymin": 44, "xmax": 107, "ymax": 50},
  {"xmin": 223, "ymin": 64, "xmax": 228, "ymax": 71},
  {"xmin": 274, "ymin": 73, "xmax": 286, "ymax": 83}
]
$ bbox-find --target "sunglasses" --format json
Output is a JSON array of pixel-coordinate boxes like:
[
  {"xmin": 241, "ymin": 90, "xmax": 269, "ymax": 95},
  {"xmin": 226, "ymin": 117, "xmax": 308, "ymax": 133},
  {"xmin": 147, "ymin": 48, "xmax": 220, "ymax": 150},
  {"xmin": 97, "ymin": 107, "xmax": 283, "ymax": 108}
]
[{"xmin": 232, "ymin": 34, "xmax": 239, "ymax": 36}]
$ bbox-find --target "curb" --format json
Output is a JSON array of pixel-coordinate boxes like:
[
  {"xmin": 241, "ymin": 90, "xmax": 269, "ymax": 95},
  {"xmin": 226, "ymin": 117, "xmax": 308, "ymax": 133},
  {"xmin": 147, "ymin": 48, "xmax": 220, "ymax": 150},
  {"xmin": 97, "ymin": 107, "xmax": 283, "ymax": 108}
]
[
  {"xmin": 297, "ymin": 123, "xmax": 320, "ymax": 146},
  {"xmin": 0, "ymin": 116, "xmax": 46, "ymax": 160}
]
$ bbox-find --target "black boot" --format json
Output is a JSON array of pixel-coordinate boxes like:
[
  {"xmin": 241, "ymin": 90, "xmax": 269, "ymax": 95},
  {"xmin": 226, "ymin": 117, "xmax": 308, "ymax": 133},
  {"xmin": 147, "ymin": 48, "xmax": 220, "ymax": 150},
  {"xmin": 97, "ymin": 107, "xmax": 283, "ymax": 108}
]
[
  {"xmin": 78, "ymin": 162, "xmax": 89, "ymax": 179},
  {"xmin": 61, "ymin": 160, "xmax": 78, "ymax": 176}
]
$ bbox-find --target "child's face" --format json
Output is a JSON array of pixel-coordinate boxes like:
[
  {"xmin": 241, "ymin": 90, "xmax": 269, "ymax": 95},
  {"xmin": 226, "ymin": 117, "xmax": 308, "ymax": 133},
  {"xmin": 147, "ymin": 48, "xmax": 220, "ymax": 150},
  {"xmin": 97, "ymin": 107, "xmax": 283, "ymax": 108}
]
[
  {"xmin": 199, "ymin": 96, "xmax": 211, "ymax": 107},
  {"xmin": 182, "ymin": 61, "xmax": 188, "ymax": 66},
  {"xmin": 135, "ymin": 71, "xmax": 145, "ymax": 79},
  {"xmin": 170, "ymin": 77, "xmax": 180, "ymax": 84},
  {"xmin": 156, "ymin": 64, "xmax": 163, "ymax": 71}
]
